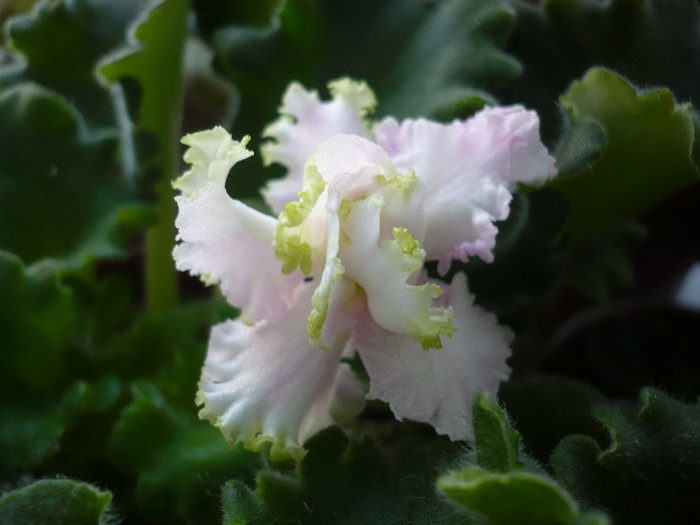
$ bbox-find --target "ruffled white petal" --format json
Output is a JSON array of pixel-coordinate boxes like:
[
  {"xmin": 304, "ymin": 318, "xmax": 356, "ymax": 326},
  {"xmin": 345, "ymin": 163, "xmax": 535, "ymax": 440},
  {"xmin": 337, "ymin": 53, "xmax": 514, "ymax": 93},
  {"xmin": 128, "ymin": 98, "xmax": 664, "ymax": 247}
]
[
  {"xmin": 174, "ymin": 127, "xmax": 300, "ymax": 323},
  {"xmin": 374, "ymin": 106, "xmax": 556, "ymax": 270},
  {"xmin": 340, "ymin": 191, "xmax": 454, "ymax": 350},
  {"xmin": 197, "ymin": 282, "xmax": 365, "ymax": 461},
  {"xmin": 261, "ymin": 79, "xmax": 376, "ymax": 214},
  {"xmin": 353, "ymin": 273, "xmax": 512, "ymax": 441}
]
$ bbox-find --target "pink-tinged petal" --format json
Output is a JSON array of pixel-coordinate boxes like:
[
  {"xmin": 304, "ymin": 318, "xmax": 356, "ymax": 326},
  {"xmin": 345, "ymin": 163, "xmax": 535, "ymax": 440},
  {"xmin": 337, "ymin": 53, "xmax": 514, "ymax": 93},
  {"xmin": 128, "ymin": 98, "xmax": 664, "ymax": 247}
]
[
  {"xmin": 261, "ymin": 79, "xmax": 376, "ymax": 214},
  {"xmin": 174, "ymin": 127, "xmax": 300, "ymax": 323},
  {"xmin": 353, "ymin": 273, "xmax": 512, "ymax": 440},
  {"xmin": 306, "ymin": 134, "xmax": 399, "ymax": 195},
  {"xmin": 374, "ymin": 107, "xmax": 556, "ymax": 269},
  {"xmin": 197, "ymin": 282, "xmax": 365, "ymax": 462}
]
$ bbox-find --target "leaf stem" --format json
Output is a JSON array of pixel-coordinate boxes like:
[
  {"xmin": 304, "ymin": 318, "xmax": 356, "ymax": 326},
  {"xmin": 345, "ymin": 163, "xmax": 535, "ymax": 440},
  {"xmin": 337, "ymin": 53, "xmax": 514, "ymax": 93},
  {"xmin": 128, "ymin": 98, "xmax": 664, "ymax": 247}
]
[{"xmin": 145, "ymin": 176, "xmax": 179, "ymax": 313}]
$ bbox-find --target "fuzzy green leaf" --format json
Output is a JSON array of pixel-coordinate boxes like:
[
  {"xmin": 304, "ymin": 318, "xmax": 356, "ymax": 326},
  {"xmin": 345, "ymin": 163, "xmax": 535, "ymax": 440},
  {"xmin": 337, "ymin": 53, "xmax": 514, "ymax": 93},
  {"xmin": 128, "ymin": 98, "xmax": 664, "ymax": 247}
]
[
  {"xmin": 222, "ymin": 426, "xmax": 468, "ymax": 524},
  {"xmin": 109, "ymin": 380, "xmax": 260, "ymax": 524},
  {"xmin": 0, "ymin": 251, "xmax": 76, "ymax": 394},
  {"xmin": 99, "ymin": 0, "xmax": 188, "ymax": 178},
  {"xmin": 1, "ymin": 0, "xmax": 145, "ymax": 128},
  {"xmin": 379, "ymin": 0, "xmax": 521, "ymax": 119},
  {"xmin": 0, "ymin": 479, "xmax": 113, "ymax": 525},
  {"xmin": 472, "ymin": 391, "xmax": 521, "ymax": 473},
  {"xmin": 0, "ymin": 84, "xmax": 151, "ymax": 266},
  {"xmin": 439, "ymin": 391, "xmax": 610, "ymax": 524},
  {"xmin": 0, "ymin": 377, "xmax": 120, "ymax": 479},
  {"xmin": 503, "ymin": 0, "xmax": 700, "ymax": 143},
  {"xmin": 438, "ymin": 466, "xmax": 581, "ymax": 525},
  {"xmin": 222, "ymin": 480, "xmax": 263, "ymax": 525},
  {"xmin": 500, "ymin": 376, "xmax": 608, "ymax": 465},
  {"xmin": 552, "ymin": 388, "xmax": 700, "ymax": 524},
  {"xmin": 549, "ymin": 68, "xmax": 699, "ymax": 237}
]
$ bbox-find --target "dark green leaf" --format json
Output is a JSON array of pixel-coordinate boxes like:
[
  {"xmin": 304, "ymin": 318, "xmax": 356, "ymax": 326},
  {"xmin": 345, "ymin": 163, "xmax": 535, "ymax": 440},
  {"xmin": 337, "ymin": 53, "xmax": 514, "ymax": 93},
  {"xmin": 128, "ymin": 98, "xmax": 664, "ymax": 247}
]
[
  {"xmin": 0, "ymin": 376, "xmax": 121, "ymax": 480},
  {"xmin": 0, "ymin": 479, "xmax": 113, "ymax": 525},
  {"xmin": 0, "ymin": 84, "xmax": 151, "ymax": 266},
  {"xmin": 2, "ymin": 0, "xmax": 145, "ymax": 128},
  {"xmin": 503, "ymin": 0, "xmax": 700, "ymax": 143},
  {"xmin": 109, "ymin": 380, "xmax": 260, "ymax": 524},
  {"xmin": 379, "ymin": 0, "xmax": 521, "ymax": 119},
  {"xmin": 548, "ymin": 68, "xmax": 698, "ymax": 237},
  {"xmin": 99, "ymin": 0, "xmax": 188, "ymax": 181},
  {"xmin": 109, "ymin": 380, "xmax": 183, "ymax": 473},
  {"xmin": 0, "ymin": 251, "xmax": 75, "ymax": 394},
  {"xmin": 222, "ymin": 426, "xmax": 468, "ymax": 524},
  {"xmin": 97, "ymin": 298, "xmax": 233, "ymax": 409},
  {"xmin": 472, "ymin": 391, "xmax": 520, "ymax": 473},
  {"xmin": 552, "ymin": 388, "xmax": 700, "ymax": 525},
  {"xmin": 500, "ymin": 375, "xmax": 608, "ymax": 465}
]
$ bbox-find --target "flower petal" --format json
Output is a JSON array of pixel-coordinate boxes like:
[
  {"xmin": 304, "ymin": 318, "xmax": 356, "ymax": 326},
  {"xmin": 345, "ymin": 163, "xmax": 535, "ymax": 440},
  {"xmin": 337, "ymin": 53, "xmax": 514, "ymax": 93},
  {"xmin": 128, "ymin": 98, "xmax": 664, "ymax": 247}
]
[
  {"xmin": 341, "ymin": 191, "xmax": 454, "ymax": 350},
  {"xmin": 261, "ymin": 78, "xmax": 376, "ymax": 214},
  {"xmin": 197, "ymin": 282, "xmax": 365, "ymax": 462},
  {"xmin": 174, "ymin": 127, "xmax": 299, "ymax": 323},
  {"xmin": 353, "ymin": 273, "xmax": 512, "ymax": 440},
  {"xmin": 374, "ymin": 106, "xmax": 556, "ymax": 270}
]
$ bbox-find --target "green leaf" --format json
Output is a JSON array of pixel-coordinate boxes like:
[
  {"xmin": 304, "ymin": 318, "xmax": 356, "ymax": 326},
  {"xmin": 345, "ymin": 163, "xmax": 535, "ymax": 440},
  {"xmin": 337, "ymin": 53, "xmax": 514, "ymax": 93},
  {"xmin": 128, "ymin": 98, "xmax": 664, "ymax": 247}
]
[
  {"xmin": 0, "ymin": 84, "xmax": 151, "ymax": 266},
  {"xmin": 109, "ymin": 380, "xmax": 261, "ymax": 524},
  {"xmin": 472, "ymin": 391, "xmax": 521, "ymax": 473},
  {"xmin": 222, "ymin": 480, "xmax": 263, "ymax": 525},
  {"xmin": 193, "ymin": 0, "xmax": 282, "ymax": 37},
  {"xmin": 438, "ymin": 466, "xmax": 581, "ymax": 525},
  {"xmin": 552, "ymin": 388, "xmax": 700, "ymax": 524},
  {"xmin": 109, "ymin": 380, "xmax": 183, "ymax": 473},
  {"xmin": 499, "ymin": 376, "xmax": 608, "ymax": 465},
  {"xmin": 222, "ymin": 426, "xmax": 468, "ymax": 524},
  {"xmin": 0, "ymin": 377, "xmax": 121, "ymax": 480},
  {"xmin": 549, "ymin": 68, "xmax": 699, "ymax": 236},
  {"xmin": 0, "ymin": 251, "xmax": 76, "ymax": 394},
  {"xmin": 97, "ymin": 298, "xmax": 233, "ymax": 409},
  {"xmin": 0, "ymin": 479, "xmax": 113, "ymax": 525},
  {"xmin": 379, "ymin": 0, "xmax": 521, "ymax": 120},
  {"xmin": 439, "ymin": 391, "xmax": 610, "ymax": 524},
  {"xmin": 99, "ymin": 0, "xmax": 188, "ymax": 179},
  {"xmin": 503, "ymin": 0, "xmax": 700, "ymax": 143},
  {"xmin": 1, "ymin": 0, "xmax": 145, "ymax": 128}
]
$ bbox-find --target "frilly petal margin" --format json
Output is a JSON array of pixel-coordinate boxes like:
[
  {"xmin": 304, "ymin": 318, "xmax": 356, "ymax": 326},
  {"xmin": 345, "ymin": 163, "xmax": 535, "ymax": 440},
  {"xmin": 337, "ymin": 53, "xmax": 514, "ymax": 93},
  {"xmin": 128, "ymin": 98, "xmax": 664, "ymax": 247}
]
[
  {"xmin": 173, "ymin": 127, "xmax": 301, "ymax": 323},
  {"xmin": 197, "ymin": 282, "xmax": 365, "ymax": 462},
  {"xmin": 261, "ymin": 78, "xmax": 377, "ymax": 214},
  {"xmin": 341, "ymin": 192, "xmax": 454, "ymax": 350},
  {"xmin": 374, "ymin": 106, "xmax": 556, "ymax": 271},
  {"xmin": 352, "ymin": 273, "xmax": 512, "ymax": 441}
]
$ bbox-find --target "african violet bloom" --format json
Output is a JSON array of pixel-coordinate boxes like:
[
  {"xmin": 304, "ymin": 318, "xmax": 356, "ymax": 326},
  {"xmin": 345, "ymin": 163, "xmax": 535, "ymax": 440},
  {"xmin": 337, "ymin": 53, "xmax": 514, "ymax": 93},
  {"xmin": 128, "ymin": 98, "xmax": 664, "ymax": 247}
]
[{"xmin": 173, "ymin": 79, "xmax": 556, "ymax": 460}]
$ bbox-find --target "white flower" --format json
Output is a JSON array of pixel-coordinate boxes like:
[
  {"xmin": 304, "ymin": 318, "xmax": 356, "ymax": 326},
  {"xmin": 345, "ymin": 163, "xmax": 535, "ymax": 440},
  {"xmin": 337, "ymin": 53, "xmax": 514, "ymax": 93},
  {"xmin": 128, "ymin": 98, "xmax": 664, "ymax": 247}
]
[{"xmin": 173, "ymin": 79, "xmax": 556, "ymax": 460}]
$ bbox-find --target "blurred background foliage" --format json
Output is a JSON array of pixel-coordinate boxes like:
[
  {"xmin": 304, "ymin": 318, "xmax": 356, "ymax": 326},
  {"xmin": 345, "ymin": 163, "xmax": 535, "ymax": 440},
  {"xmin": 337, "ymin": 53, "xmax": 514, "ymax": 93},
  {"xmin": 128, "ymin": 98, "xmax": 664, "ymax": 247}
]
[{"xmin": 0, "ymin": 0, "xmax": 699, "ymax": 523}]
